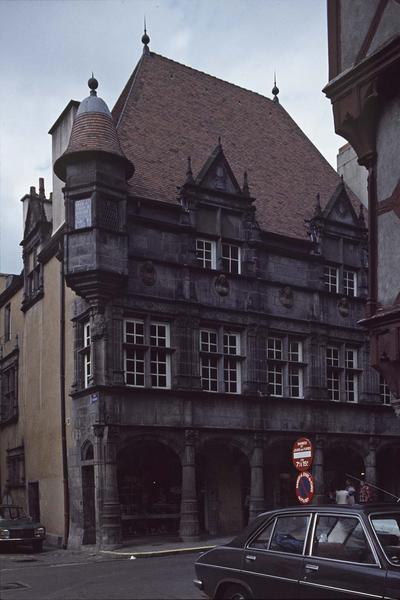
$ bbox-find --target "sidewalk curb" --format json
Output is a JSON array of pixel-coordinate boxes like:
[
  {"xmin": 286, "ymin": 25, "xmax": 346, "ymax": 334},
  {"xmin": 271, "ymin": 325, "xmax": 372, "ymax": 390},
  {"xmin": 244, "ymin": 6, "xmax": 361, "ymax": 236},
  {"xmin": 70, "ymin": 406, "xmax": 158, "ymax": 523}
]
[{"xmin": 99, "ymin": 544, "xmax": 216, "ymax": 559}]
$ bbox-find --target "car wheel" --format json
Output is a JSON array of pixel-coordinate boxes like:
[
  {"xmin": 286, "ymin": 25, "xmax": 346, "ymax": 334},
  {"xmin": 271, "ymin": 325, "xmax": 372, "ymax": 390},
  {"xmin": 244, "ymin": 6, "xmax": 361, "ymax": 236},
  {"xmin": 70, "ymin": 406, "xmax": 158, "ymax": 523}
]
[
  {"xmin": 32, "ymin": 540, "xmax": 43, "ymax": 553},
  {"xmin": 221, "ymin": 584, "xmax": 250, "ymax": 600}
]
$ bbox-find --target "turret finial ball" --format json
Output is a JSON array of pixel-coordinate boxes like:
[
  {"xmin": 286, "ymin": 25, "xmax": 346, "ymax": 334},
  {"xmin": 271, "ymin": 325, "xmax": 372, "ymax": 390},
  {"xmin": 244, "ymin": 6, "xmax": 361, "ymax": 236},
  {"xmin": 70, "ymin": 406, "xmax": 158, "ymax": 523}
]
[{"xmin": 88, "ymin": 76, "xmax": 99, "ymax": 91}]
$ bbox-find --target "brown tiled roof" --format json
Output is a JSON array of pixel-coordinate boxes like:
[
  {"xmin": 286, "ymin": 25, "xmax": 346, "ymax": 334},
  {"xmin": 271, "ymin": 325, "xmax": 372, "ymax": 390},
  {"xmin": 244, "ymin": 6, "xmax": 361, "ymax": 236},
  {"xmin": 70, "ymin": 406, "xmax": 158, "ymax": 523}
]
[
  {"xmin": 113, "ymin": 52, "xmax": 358, "ymax": 239},
  {"xmin": 66, "ymin": 112, "xmax": 126, "ymax": 156}
]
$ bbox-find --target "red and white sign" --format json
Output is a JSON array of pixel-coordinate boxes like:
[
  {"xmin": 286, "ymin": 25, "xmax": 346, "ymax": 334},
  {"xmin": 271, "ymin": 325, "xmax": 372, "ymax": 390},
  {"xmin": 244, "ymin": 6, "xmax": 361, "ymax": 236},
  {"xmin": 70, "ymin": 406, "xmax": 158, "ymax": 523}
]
[
  {"xmin": 295, "ymin": 471, "xmax": 314, "ymax": 504},
  {"xmin": 292, "ymin": 437, "xmax": 313, "ymax": 472}
]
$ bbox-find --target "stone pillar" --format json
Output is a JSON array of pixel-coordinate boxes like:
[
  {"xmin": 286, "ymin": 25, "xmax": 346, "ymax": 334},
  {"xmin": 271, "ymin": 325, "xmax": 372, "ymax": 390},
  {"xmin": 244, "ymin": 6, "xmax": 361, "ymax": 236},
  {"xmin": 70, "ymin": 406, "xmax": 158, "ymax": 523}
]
[
  {"xmin": 111, "ymin": 306, "xmax": 125, "ymax": 386},
  {"xmin": 100, "ymin": 425, "xmax": 121, "ymax": 548},
  {"xmin": 249, "ymin": 436, "xmax": 265, "ymax": 522},
  {"xmin": 90, "ymin": 305, "xmax": 107, "ymax": 387},
  {"xmin": 365, "ymin": 438, "xmax": 377, "ymax": 488},
  {"xmin": 179, "ymin": 430, "xmax": 200, "ymax": 541},
  {"xmin": 313, "ymin": 436, "xmax": 325, "ymax": 504}
]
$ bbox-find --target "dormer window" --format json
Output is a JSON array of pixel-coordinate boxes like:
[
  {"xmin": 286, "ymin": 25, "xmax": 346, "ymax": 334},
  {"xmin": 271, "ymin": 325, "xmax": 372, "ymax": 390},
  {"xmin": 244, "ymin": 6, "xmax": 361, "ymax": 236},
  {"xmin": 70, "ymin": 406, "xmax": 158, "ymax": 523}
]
[
  {"xmin": 222, "ymin": 243, "xmax": 241, "ymax": 274},
  {"xmin": 323, "ymin": 266, "xmax": 339, "ymax": 293},
  {"xmin": 343, "ymin": 269, "xmax": 357, "ymax": 297},
  {"xmin": 324, "ymin": 265, "xmax": 358, "ymax": 297},
  {"xmin": 196, "ymin": 239, "xmax": 216, "ymax": 269}
]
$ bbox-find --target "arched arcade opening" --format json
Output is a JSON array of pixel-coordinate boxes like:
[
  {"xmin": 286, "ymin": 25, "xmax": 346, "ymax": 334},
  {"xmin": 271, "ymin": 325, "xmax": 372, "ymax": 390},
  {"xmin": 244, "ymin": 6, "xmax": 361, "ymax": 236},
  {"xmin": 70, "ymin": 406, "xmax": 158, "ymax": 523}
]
[{"xmin": 117, "ymin": 440, "xmax": 182, "ymax": 539}]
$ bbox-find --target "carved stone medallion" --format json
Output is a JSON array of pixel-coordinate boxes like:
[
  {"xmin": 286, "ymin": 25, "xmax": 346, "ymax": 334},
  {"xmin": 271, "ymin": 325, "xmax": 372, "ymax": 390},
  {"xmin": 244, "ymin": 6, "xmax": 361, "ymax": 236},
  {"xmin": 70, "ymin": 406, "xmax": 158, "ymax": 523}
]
[
  {"xmin": 140, "ymin": 261, "xmax": 156, "ymax": 286},
  {"xmin": 338, "ymin": 296, "xmax": 350, "ymax": 317},
  {"xmin": 279, "ymin": 286, "xmax": 294, "ymax": 308},
  {"xmin": 215, "ymin": 273, "xmax": 230, "ymax": 296}
]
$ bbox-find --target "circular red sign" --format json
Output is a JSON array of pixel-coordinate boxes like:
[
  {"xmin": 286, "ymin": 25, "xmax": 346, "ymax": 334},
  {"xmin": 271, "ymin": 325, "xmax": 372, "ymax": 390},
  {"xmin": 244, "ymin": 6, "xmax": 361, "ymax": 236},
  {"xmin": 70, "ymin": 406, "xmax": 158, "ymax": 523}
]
[
  {"xmin": 292, "ymin": 437, "xmax": 314, "ymax": 472},
  {"xmin": 295, "ymin": 471, "xmax": 314, "ymax": 504}
]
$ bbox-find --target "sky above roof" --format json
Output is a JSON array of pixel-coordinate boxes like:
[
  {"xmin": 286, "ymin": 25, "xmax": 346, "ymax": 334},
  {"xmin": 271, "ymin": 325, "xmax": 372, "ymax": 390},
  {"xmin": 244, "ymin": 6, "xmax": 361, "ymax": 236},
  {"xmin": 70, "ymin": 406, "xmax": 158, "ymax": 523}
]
[{"xmin": 0, "ymin": 0, "xmax": 344, "ymax": 274}]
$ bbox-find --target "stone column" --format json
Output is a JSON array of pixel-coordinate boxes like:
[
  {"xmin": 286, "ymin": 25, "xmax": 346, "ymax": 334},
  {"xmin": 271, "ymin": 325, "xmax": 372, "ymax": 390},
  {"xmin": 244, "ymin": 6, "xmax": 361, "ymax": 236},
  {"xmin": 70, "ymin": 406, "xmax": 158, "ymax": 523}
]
[
  {"xmin": 313, "ymin": 436, "xmax": 325, "ymax": 504},
  {"xmin": 365, "ymin": 438, "xmax": 377, "ymax": 488},
  {"xmin": 179, "ymin": 430, "xmax": 200, "ymax": 541},
  {"xmin": 90, "ymin": 305, "xmax": 107, "ymax": 387},
  {"xmin": 249, "ymin": 436, "xmax": 265, "ymax": 522},
  {"xmin": 100, "ymin": 425, "xmax": 121, "ymax": 548}
]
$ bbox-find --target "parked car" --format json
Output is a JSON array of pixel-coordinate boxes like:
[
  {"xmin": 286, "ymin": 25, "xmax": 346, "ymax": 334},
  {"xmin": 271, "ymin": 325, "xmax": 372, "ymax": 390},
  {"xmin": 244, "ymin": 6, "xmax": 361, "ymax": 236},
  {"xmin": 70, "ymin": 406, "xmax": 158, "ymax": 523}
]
[
  {"xmin": 194, "ymin": 504, "xmax": 400, "ymax": 599},
  {"xmin": 0, "ymin": 504, "xmax": 46, "ymax": 552}
]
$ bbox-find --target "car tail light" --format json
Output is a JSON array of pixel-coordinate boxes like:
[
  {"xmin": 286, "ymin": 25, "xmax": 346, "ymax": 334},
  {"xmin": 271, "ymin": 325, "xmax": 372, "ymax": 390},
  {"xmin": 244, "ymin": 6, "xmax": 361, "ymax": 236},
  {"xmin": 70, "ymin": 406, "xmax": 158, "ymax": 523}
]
[{"xmin": 0, "ymin": 528, "xmax": 10, "ymax": 539}]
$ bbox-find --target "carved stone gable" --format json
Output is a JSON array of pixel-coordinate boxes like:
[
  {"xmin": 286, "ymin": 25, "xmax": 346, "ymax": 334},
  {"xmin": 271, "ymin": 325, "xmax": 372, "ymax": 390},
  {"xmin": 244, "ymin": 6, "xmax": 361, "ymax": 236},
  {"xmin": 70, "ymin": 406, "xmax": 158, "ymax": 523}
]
[{"xmin": 195, "ymin": 144, "xmax": 242, "ymax": 196}]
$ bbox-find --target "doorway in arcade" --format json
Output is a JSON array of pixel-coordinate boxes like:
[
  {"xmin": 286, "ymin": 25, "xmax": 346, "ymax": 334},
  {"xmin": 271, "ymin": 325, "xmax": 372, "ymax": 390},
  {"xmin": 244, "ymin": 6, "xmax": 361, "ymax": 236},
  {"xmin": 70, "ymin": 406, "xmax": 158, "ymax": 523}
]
[
  {"xmin": 324, "ymin": 444, "xmax": 364, "ymax": 499},
  {"xmin": 197, "ymin": 442, "xmax": 250, "ymax": 536},
  {"xmin": 117, "ymin": 441, "xmax": 182, "ymax": 539},
  {"xmin": 263, "ymin": 440, "xmax": 298, "ymax": 510}
]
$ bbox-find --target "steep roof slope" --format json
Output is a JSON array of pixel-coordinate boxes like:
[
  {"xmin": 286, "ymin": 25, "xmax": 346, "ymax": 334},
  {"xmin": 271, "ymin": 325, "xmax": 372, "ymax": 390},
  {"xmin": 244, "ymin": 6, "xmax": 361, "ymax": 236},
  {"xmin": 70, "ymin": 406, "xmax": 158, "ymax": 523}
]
[{"xmin": 113, "ymin": 51, "xmax": 346, "ymax": 240}]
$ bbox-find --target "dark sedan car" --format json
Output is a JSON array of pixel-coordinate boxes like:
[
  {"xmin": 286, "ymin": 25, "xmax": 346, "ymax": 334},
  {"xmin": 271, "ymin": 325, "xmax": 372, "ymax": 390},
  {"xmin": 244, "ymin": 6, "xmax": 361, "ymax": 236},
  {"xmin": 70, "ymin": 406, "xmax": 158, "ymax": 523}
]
[
  {"xmin": 0, "ymin": 505, "xmax": 46, "ymax": 552},
  {"xmin": 194, "ymin": 504, "xmax": 400, "ymax": 599}
]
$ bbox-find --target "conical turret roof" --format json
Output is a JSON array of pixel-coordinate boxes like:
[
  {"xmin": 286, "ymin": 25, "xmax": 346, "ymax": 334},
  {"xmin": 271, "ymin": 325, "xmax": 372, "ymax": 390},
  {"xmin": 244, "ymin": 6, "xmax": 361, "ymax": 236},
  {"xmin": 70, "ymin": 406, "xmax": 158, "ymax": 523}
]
[{"xmin": 54, "ymin": 77, "xmax": 134, "ymax": 181}]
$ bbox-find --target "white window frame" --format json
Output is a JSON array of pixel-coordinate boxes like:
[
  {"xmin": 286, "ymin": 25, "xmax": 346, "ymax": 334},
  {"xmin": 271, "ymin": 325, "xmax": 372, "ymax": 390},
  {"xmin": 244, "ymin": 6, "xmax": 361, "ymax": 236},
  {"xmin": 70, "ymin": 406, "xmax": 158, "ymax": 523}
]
[
  {"xmin": 83, "ymin": 321, "xmax": 91, "ymax": 389},
  {"xmin": 343, "ymin": 269, "xmax": 357, "ymax": 297},
  {"xmin": 379, "ymin": 376, "xmax": 392, "ymax": 405},
  {"xmin": 200, "ymin": 328, "xmax": 241, "ymax": 394},
  {"xmin": 222, "ymin": 243, "xmax": 241, "ymax": 274},
  {"xmin": 326, "ymin": 345, "xmax": 359, "ymax": 402},
  {"xmin": 196, "ymin": 239, "xmax": 216, "ymax": 269},
  {"xmin": 267, "ymin": 337, "xmax": 304, "ymax": 398},
  {"xmin": 324, "ymin": 266, "xmax": 339, "ymax": 293},
  {"xmin": 124, "ymin": 319, "xmax": 171, "ymax": 389}
]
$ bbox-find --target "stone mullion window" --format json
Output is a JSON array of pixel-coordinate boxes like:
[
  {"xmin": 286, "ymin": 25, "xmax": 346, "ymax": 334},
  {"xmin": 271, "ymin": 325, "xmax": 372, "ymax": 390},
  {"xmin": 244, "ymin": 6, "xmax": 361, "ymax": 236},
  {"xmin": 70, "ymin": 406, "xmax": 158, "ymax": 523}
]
[
  {"xmin": 200, "ymin": 327, "xmax": 241, "ymax": 394},
  {"xmin": 379, "ymin": 376, "xmax": 392, "ymax": 405},
  {"xmin": 267, "ymin": 336, "xmax": 305, "ymax": 398},
  {"xmin": 124, "ymin": 318, "xmax": 171, "ymax": 389},
  {"xmin": 326, "ymin": 345, "xmax": 360, "ymax": 402}
]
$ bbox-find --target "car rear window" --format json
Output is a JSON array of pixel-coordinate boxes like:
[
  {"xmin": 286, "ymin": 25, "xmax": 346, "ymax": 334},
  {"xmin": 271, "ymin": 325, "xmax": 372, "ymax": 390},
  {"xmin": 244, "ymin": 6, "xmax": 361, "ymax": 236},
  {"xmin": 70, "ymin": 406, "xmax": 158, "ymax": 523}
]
[
  {"xmin": 0, "ymin": 506, "xmax": 25, "ymax": 520},
  {"xmin": 312, "ymin": 515, "xmax": 375, "ymax": 564},
  {"xmin": 371, "ymin": 513, "xmax": 400, "ymax": 566}
]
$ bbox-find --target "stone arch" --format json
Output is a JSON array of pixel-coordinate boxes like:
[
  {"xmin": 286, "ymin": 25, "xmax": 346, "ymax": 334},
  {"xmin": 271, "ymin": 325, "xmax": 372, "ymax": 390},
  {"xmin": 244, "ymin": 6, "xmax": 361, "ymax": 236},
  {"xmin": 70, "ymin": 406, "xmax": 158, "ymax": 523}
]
[
  {"xmin": 116, "ymin": 436, "xmax": 182, "ymax": 539},
  {"xmin": 263, "ymin": 436, "xmax": 298, "ymax": 510},
  {"xmin": 376, "ymin": 441, "xmax": 400, "ymax": 501},
  {"xmin": 81, "ymin": 440, "xmax": 94, "ymax": 461},
  {"xmin": 196, "ymin": 433, "xmax": 251, "ymax": 536},
  {"xmin": 118, "ymin": 430, "xmax": 183, "ymax": 459},
  {"xmin": 324, "ymin": 438, "xmax": 365, "ymax": 495}
]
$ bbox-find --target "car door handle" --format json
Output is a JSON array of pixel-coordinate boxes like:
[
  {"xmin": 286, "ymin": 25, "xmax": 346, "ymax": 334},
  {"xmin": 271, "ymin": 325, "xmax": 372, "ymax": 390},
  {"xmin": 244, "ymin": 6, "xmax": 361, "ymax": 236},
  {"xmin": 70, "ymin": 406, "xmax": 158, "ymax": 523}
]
[
  {"xmin": 245, "ymin": 555, "xmax": 257, "ymax": 562},
  {"xmin": 305, "ymin": 564, "xmax": 319, "ymax": 572}
]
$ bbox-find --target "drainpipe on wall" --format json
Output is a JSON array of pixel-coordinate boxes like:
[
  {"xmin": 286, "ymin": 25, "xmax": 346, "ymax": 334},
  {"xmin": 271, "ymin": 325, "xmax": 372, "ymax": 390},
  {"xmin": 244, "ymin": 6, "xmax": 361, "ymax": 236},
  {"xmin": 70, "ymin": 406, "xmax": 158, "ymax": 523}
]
[{"xmin": 58, "ymin": 242, "xmax": 69, "ymax": 548}]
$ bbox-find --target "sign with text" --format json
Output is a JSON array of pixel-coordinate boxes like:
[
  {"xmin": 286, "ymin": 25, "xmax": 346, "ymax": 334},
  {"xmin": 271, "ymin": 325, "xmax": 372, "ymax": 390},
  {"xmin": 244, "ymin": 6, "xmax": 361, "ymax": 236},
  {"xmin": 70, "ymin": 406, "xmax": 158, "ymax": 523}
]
[
  {"xmin": 295, "ymin": 471, "xmax": 314, "ymax": 504},
  {"xmin": 292, "ymin": 437, "xmax": 313, "ymax": 472}
]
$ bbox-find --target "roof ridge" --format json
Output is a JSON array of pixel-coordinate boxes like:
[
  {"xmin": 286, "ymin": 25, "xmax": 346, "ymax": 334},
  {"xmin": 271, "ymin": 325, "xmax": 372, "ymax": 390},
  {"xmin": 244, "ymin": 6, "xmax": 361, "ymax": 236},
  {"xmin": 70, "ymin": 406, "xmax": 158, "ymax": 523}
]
[
  {"xmin": 113, "ymin": 54, "xmax": 145, "ymax": 130},
  {"xmin": 147, "ymin": 51, "xmax": 277, "ymax": 107}
]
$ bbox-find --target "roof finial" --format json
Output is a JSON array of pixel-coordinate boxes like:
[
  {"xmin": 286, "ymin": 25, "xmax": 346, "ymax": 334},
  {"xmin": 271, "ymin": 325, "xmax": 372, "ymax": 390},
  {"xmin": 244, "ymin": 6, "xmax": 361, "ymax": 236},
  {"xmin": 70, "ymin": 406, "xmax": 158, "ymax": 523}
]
[
  {"xmin": 185, "ymin": 156, "xmax": 194, "ymax": 184},
  {"xmin": 218, "ymin": 136, "xmax": 222, "ymax": 148},
  {"xmin": 142, "ymin": 16, "xmax": 150, "ymax": 53},
  {"xmin": 88, "ymin": 73, "xmax": 98, "ymax": 96},
  {"xmin": 272, "ymin": 71, "xmax": 279, "ymax": 104},
  {"xmin": 242, "ymin": 171, "xmax": 250, "ymax": 197}
]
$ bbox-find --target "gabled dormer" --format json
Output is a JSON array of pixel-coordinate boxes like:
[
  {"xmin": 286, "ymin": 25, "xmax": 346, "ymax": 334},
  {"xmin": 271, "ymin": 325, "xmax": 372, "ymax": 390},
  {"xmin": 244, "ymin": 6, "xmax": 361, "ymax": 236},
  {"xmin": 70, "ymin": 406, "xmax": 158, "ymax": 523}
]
[
  {"xmin": 195, "ymin": 141, "xmax": 243, "ymax": 196},
  {"xmin": 306, "ymin": 182, "xmax": 368, "ymax": 299},
  {"xmin": 21, "ymin": 179, "xmax": 52, "ymax": 311},
  {"xmin": 177, "ymin": 143, "xmax": 260, "ymax": 276}
]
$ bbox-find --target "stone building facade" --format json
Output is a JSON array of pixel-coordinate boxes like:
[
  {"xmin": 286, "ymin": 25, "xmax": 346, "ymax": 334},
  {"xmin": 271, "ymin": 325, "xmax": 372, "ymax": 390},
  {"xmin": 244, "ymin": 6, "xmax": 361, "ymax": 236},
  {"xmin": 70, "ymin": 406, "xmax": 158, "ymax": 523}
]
[{"xmin": 1, "ymin": 38, "xmax": 400, "ymax": 549}]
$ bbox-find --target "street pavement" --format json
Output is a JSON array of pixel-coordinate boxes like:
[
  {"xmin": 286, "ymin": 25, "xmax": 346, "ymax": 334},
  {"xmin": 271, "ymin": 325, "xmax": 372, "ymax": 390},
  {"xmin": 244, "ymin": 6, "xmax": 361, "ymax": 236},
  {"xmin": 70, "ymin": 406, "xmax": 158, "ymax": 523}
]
[{"xmin": 0, "ymin": 535, "xmax": 232, "ymax": 599}]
